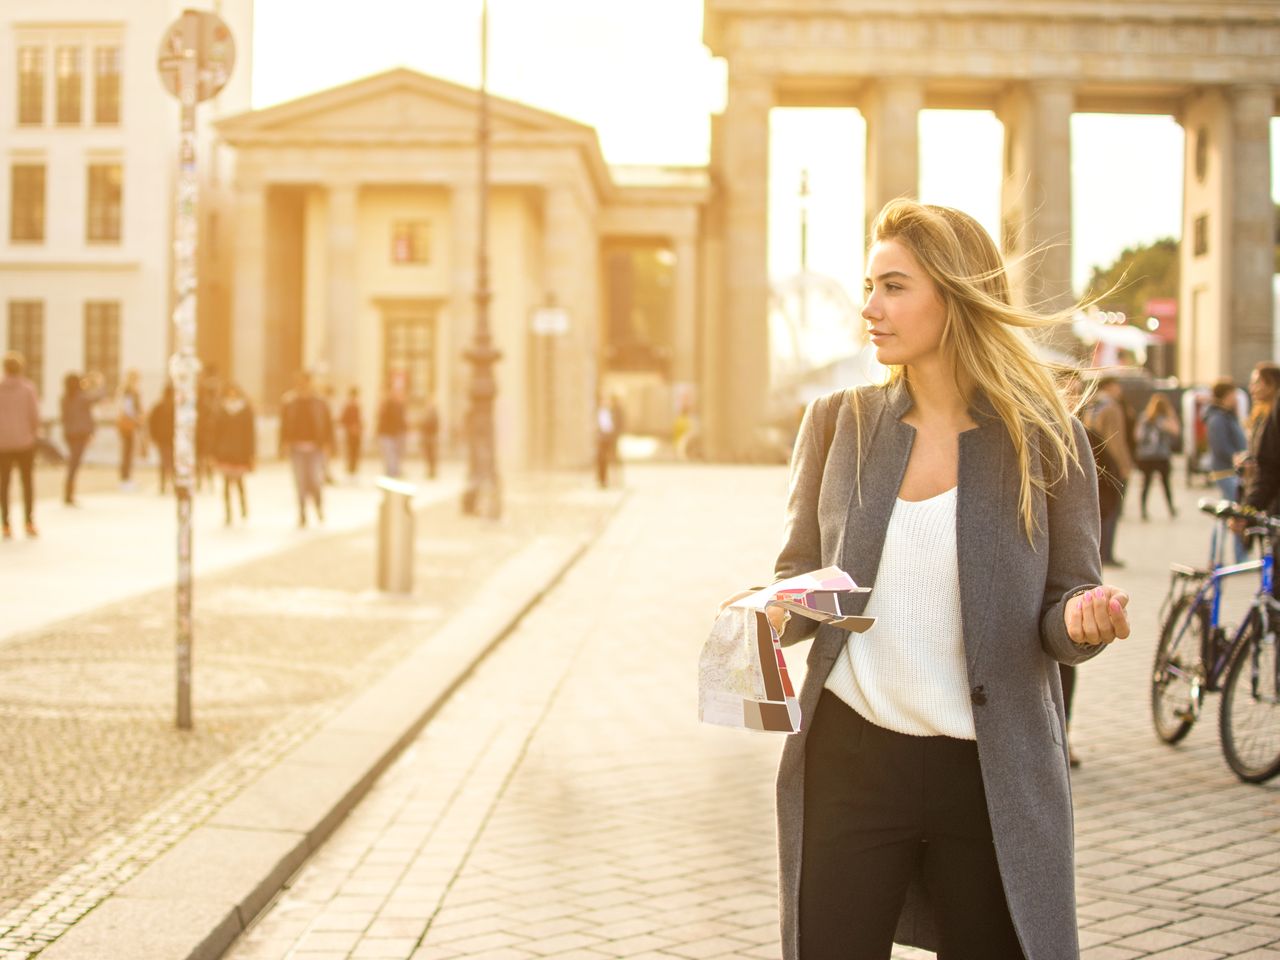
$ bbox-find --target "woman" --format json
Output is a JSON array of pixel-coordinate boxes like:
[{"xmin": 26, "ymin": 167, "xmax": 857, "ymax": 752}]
[
  {"xmin": 116, "ymin": 368, "xmax": 143, "ymax": 489},
  {"xmin": 1134, "ymin": 393, "xmax": 1180, "ymax": 520},
  {"xmin": 211, "ymin": 382, "xmax": 255, "ymax": 525},
  {"xmin": 727, "ymin": 201, "xmax": 1129, "ymax": 960},
  {"xmin": 375, "ymin": 388, "xmax": 407, "ymax": 478},
  {"xmin": 1241, "ymin": 362, "xmax": 1280, "ymax": 506},
  {"xmin": 61, "ymin": 371, "xmax": 105, "ymax": 506}
]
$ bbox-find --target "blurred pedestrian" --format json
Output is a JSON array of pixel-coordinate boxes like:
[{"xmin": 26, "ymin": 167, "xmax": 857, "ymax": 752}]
[
  {"xmin": 193, "ymin": 367, "xmax": 216, "ymax": 492},
  {"xmin": 1134, "ymin": 393, "xmax": 1180, "ymax": 521},
  {"xmin": 1085, "ymin": 376, "xmax": 1133, "ymax": 567},
  {"xmin": 340, "ymin": 386, "xmax": 363, "ymax": 478},
  {"xmin": 279, "ymin": 371, "xmax": 333, "ymax": 527},
  {"xmin": 420, "ymin": 400, "xmax": 439, "ymax": 479},
  {"xmin": 1205, "ymin": 378, "xmax": 1248, "ymax": 562},
  {"xmin": 212, "ymin": 382, "xmax": 255, "ymax": 526},
  {"xmin": 595, "ymin": 398, "xmax": 617, "ymax": 488},
  {"xmin": 148, "ymin": 383, "xmax": 175, "ymax": 495},
  {"xmin": 116, "ymin": 368, "xmax": 143, "ymax": 490},
  {"xmin": 1241, "ymin": 363, "xmax": 1280, "ymax": 502},
  {"xmin": 376, "ymin": 388, "xmax": 408, "ymax": 478},
  {"xmin": 321, "ymin": 382, "xmax": 338, "ymax": 485},
  {"xmin": 60, "ymin": 371, "xmax": 106, "ymax": 506},
  {"xmin": 0, "ymin": 352, "xmax": 41, "ymax": 538}
]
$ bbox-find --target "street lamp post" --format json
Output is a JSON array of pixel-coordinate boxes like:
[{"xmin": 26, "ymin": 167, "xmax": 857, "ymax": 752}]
[
  {"xmin": 461, "ymin": 0, "xmax": 503, "ymax": 519},
  {"xmin": 156, "ymin": 8, "xmax": 235, "ymax": 730}
]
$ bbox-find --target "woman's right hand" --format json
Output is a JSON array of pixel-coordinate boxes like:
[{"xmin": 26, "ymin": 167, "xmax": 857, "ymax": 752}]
[{"xmin": 716, "ymin": 589, "xmax": 789, "ymax": 637}]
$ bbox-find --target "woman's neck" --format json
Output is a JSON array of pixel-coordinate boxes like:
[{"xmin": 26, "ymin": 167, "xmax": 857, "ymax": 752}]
[{"xmin": 903, "ymin": 360, "xmax": 972, "ymax": 426}]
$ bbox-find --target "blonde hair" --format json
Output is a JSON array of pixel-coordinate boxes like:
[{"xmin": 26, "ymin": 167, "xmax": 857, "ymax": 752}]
[{"xmin": 867, "ymin": 199, "xmax": 1085, "ymax": 541}]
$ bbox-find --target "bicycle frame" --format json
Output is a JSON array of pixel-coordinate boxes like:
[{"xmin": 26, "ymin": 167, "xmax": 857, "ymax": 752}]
[{"xmin": 1226, "ymin": 543, "xmax": 1280, "ymax": 706}]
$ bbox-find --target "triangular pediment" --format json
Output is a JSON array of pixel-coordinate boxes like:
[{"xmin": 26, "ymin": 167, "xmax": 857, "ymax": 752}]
[{"xmin": 218, "ymin": 67, "xmax": 592, "ymax": 140}]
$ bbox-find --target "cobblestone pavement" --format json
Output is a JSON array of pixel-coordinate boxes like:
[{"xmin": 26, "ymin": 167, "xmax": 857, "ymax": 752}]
[
  {"xmin": 0, "ymin": 473, "xmax": 618, "ymax": 958},
  {"xmin": 219, "ymin": 464, "xmax": 1280, "ymax": 960}
]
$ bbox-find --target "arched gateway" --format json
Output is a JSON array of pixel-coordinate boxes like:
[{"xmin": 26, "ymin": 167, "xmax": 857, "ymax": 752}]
[{"xmin": 703, "ymin": 0, "xmax": 1280, "ymax": 458}]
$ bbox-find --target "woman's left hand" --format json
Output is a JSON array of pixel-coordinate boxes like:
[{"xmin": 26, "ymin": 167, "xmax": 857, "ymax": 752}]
[{"xmin": 1065, "ymin": 585, "xmax": 1130, "ymax": 646}]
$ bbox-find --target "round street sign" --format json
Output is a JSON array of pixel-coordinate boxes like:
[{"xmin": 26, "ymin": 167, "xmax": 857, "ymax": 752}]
[{"xmin": 157, "ymin": 10, "xmax": 235, "ymax": 102}]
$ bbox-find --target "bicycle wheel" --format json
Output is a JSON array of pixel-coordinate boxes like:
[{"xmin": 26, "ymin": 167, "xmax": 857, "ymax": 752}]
[
  {"xmin": 1152, "ymin": 594, "xmax": 1208, "ymax": 744},
  {"xmin": 1220, "ymin": 612, "xmax": 1280, "ymax": 783}
]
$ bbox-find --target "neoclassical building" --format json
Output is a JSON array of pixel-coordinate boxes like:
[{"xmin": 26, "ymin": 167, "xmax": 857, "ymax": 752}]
[{"xmin": 211, "ymin": 69, "xmax": 707, "ymax": 470}]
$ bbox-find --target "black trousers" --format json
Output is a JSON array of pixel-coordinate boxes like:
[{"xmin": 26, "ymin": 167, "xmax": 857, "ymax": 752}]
[
  {"xmin": 799, "ymin": 691, "xmax": 1025, "ymax": 960},
  {"xmin": 0, "ymin": 447, "xmax": 36, "ymax": 526}
]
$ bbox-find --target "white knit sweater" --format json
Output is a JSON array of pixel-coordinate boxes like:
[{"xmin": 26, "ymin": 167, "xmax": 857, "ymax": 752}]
[{"xmin": 824, "ymin": 486, "xmax": 976, "ymax": 740}]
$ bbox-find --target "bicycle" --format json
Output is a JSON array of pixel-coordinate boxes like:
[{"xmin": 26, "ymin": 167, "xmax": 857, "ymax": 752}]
[{"xmin": 1151, "ymin": 499, "xmax": 1280, "ymax": 782}]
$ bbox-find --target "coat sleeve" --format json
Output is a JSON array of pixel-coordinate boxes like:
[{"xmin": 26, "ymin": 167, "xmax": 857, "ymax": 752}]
[
  {"xmin": 1040, "ymin": 419, "xmax": 1108, "ymax": 666},
  {"xmin": 772, "ymin": 398, "xmax": 827, "ymax": 646}
]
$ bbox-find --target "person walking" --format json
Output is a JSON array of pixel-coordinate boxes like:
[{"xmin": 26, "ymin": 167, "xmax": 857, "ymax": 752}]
[
  {"xmin": 211, "ymin": 383, "xmax": 255, "ymax": 526},
  {"xmin": 340, "ymin": 386, "xmax": 363, "ymax": 479},
  {"xmin": 0, "ymin": 352, "xmax": 41, "ymax": 539},
  {"xmin": 721, "ymin": 200, "xmax": 1128, "ymax": 960},
  {"xmin": 375, "ymin": 388, "xmax": 408, "ymax": 478},
  {"xmin": 1134, "ymin": 393, "xmax": 1180, "ymax": 521},
  {"xmin": 1084, "ymin": 376, "xmax": 1133, "ymax": 567},
  {"xmin": 148, "ymin": 384, "xmax": 175, "ymax": 495},
  {"xmin": 116, "ymin": 368, "xmax": 144, "ymax": 489},
  {"xmin": 60, "ymin": 371, "xmax": 106, "ymax": 506},
  {"xmin": 1205, "ymin": 378, "xmax": 1249, "ymax": 562},
  {"xmin": 420, "ymin": 400, "xmax": 440, "ymax": 480},
  {"xmin": 595, "ymin": 399, "xmax": 617, "ymax": 488},
  {"xmin": 279, "ymin": 371, "xmax": 333, "ymax": 527}
]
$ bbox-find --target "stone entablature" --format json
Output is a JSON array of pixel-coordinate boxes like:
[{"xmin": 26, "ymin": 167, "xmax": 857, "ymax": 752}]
[{"xmin": 706, "ymin": 2, "xmax": 1280, "ymax": 90}]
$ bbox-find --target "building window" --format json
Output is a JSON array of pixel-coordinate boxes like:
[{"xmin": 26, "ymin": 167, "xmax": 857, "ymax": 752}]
[
  {"xmin": 10, "ymin": 164, "xmax": 46, "ymax": 243},
  {"xmin": 391, "ymin": 221, "xmax": 431, "ymax": 264},
  {"xmin": 56, "ymin": 46, "xmax": 83, "ymax": 125},
  {"xmin": 84, "ymin": 302, "xmax": 121, "ymax": 393},
  {"xmin": 18, "ymin": 46, "xmax": 44, "ymax": 125},
  {"xmin": 87, "ymin": 163, "xmax": 122, "ymax": 243},
  {"xmin": 93, "ymin": 46, "xmax": 121, "ymax": 125},
  {"xmin": 7, "ymin": 301, "xmax": 45, "ymax": 396},
  {"xmin": 1194, "ymin": 214, "xmax": 1209, "ymax": 257},
  {"xmin": 383, "ymin": 310, "xmax": 436, "ymax": 399}
]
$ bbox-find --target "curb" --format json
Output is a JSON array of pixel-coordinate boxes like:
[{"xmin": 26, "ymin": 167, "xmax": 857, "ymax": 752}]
[{"xmin": 37, "ymin": 530, "xmax": 599, "ymax": 960}]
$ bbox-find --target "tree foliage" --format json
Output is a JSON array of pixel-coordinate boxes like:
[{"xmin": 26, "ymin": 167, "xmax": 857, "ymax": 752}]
[{"xmin": 1085, "ymin": 238, "xmax": 1179, "ymax": 321}]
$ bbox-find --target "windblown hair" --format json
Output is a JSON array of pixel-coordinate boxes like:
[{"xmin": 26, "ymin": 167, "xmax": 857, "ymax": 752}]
[
  {"xmin": 1142, "ymin": 392, "xmax": 1174, "ymax": 422},
  {"xmin": 866, "ymin": 199, "xmax": 1085, "ymax": 541},
  {"xmin": 1251, "ymin": 362, "xmax": 1280, "ymax": 429}
]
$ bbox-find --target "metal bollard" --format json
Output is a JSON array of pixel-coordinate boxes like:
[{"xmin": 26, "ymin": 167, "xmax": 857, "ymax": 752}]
[{"xmin": 376, "ymin": 477, "xmax": 416, "ymax": 593}]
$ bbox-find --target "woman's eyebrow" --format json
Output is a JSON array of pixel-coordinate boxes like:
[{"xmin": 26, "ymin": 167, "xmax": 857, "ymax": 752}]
[{"xmin": 866, "ymin": 270, "xmax": 911, "ymax": 283}]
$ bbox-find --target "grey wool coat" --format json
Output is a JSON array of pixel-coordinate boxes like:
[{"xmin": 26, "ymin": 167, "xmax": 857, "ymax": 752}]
[{"xmin": 773, "ymin": 380, "xmax": 1107, "ymax": 960}]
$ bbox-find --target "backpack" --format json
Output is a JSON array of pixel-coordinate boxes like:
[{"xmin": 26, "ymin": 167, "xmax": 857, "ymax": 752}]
[{"xmin": 1135, "ymin": 417, "xmax": 1170, "ymax": 461}]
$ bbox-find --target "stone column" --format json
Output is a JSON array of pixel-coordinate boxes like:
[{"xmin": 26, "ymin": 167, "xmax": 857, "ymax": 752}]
[
  {"xmin": 1227, "ymin": 84, "xmax": 1275, "ymax": 382},
  {"xmin": 325, "ymin": 183, "xmax": 360, "ymax": 389},
  {"xmin": 714, "ymin": 73, "xmax": 773, "ymax": 460},
  {"xmin": 999, "ymin": 81, "xmax": 1075, "ymax": 314},
  {"xmin": 1178, "ymin": 86, "xmax": 1275, "ymax": 385},
  {"xmin": 231, "ymin": 183, "xmax": 267, "ymax": 407},
  {"xmin": 672, "ymin": 232, "xmax": 699, "ymax": 385},
  {"xmin": 448, "ymin": 182, "xmax": 479, "ymax": 443},
  {"xmin": 543, "ymin": 184, "xmax": 595, "ymax": 469},
  {"xmin": 863, "ymin": 78, "xmax": 923, "ymax": 235}
]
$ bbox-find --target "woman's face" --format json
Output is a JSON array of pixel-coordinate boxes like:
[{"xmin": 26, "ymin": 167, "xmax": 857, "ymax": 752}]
[
  {"xmin": 862, "ymin": 239, "xmax": 948, "ymax": 369},
  {"xmin": 1250, "ymin": 370, "xmax": 1277, "ymax": 407}
]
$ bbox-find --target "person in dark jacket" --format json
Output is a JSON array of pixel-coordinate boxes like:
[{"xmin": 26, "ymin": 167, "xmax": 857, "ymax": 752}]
[
  {"xmin": 60, "ymin": 370, "xmax": 106, "ymax": 506},
  {"xmin": 279, "ymin": 371, "xmax": 334, "ymax": 527},
  {"xmin": 0, "ymin": 352, "xmax": 42, "ymax": 538},
  {"xmin": 148, "ymin": 384, "xmax": 176, "ymax": 495},
  {"xmin": 211, "ymin": 382, "xmax": 256, "ymax": 526},
  {"xmin": 340, "ymin": 386, "xmax": 363, "ymax": 478},
  {"xmin": 376, "ymin": 388, "xmax": 408, "ymax": 478}
]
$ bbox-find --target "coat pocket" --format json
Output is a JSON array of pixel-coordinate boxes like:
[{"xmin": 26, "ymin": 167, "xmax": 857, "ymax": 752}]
[{"xmin": 1044, "ymin": 698, "xmax": 1063, "ymax": 746}]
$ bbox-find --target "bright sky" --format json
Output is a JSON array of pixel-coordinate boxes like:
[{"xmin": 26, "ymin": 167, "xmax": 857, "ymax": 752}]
[{"xmin": 253, "ymin": 0, "xmax": 1280, "ymax": 301}]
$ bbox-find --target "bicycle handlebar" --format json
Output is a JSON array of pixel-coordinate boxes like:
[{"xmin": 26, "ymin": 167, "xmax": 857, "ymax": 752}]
[{"xmin": 1197, "ymin": 498, "xmax": 1280, "ymax": 532}]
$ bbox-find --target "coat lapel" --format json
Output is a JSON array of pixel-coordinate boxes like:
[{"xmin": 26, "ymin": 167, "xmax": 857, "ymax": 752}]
[
  {"xmin": 956, "ymin": 402, "xmax": 1007, "ymax": 673},
  {"xmin": 836, "ymin": 381, "xmax": 915, "ymax": 609}
]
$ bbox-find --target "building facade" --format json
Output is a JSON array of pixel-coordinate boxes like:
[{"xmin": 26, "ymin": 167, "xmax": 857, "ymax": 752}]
[
  {"xmin": 0, "ymin": 0, "xmax": 252, "ymax": 419},
  {"xmin": 212, "ymin": 69, "xmax": 707, "ymax": 470}
]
